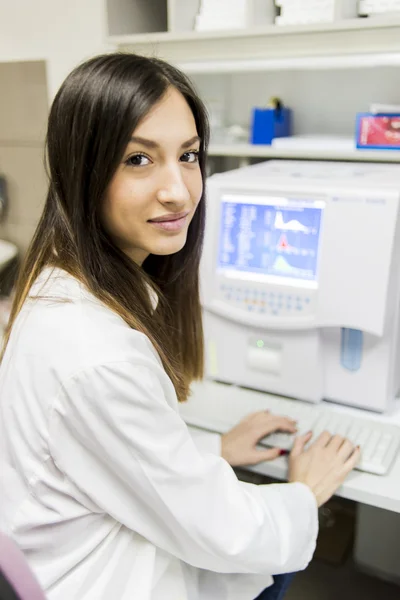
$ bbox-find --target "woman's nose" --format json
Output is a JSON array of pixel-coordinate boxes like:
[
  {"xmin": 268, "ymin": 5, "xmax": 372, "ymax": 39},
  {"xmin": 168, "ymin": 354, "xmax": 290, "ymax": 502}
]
[{"xmin": 157, "ymin": 168, "xmax": 190, "ymax": 205}]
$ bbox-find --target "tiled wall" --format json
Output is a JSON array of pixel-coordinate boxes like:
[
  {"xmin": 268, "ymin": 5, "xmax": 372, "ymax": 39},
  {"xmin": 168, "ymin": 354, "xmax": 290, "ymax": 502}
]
[{"xmin": 0, "ymin": 60, "xmax": 48, "ymax": 254}]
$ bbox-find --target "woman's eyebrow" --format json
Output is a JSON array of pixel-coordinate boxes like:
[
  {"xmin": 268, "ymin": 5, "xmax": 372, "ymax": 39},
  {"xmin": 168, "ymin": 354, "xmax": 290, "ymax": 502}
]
[
  {"xmin": 181, "ymin": 135, "xmax": 201, "ymax": 149},
  {"xmin": 129, "ymin": 135, "xmax": 201, "ymax": 149}
]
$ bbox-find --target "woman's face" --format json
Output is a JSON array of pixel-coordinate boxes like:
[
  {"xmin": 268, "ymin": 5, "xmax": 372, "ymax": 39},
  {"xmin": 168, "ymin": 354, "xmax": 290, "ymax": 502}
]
[{"xmin": 103, "ymin": 87, "xmax": 203, "ymax": 266}]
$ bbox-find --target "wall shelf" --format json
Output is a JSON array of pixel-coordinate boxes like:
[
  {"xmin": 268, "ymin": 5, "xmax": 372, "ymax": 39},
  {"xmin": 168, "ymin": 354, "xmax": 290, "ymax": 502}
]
[
  {"xmin": 208, "ymin": 143, "xmax": 400, "ymax": 163},
  {"xmin": 175, "ymin": 52, "xmax": 400, "ymax": 74},
  {"xmin": 111, "ymin": 17, "xmax": 400, "ymax": 66},
  {"xmin": 174, "ymin": 52, "xmax": 400, "ymax": 74}
]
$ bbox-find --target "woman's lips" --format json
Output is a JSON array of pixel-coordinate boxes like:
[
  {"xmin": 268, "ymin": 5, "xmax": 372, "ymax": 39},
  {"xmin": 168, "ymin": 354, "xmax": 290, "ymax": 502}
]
[{"xmin": 148, "ymin": 215, "xmax": 188, "ymax": 232}]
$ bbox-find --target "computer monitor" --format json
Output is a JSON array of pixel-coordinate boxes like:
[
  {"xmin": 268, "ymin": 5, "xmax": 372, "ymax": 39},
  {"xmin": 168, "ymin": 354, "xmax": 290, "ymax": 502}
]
[
  {"xmin": 217, "ymin": 194, "xmax": 324, "ymax": 288},
  {"xmin": 201, "ymin": 160, "xmax": 400, "ymax": 411}
]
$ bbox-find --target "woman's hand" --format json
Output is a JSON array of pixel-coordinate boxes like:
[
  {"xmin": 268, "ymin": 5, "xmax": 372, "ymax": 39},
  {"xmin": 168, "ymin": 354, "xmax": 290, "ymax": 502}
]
[
  {"xmin": 221, "ymin": 411, "xmax": 297, "ymax": 467},
  {"xmin": 288, "ymin": 431, "xmax": 361, "ymax": 507}
]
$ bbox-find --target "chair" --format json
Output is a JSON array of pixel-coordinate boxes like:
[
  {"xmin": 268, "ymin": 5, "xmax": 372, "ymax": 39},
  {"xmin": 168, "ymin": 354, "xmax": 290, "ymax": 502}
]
[{"xmin": 0, "ymin": 532, "xmax": 46, "ymax": 600}]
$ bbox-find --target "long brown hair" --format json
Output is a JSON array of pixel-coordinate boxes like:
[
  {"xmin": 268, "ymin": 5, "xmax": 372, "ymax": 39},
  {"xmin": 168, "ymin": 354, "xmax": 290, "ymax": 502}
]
[{"xmin": 2, "ymin": 53, "xmax": 210, "ymax": 402}]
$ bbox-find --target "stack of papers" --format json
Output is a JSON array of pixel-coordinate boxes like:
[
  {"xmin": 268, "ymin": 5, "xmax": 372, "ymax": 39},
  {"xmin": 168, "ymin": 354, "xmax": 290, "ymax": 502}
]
[
  {"xmin": 195, "ymin": 0, "xmax": 274, "ymax": 31},
  {"xmin": 275, "ymin": 0, "xmax": 358, "ymax": 25},
  {"xmin": 196, "ymin": 0, "xmax": 248, "ymax": 30},
  {"xmin": 370, "ymin": 103, "xmax": 400, "ymax": 114},
  {"xmin": 271, "ymin": 135, "xmax": 355, "ymax": 151},
  {"xmin": 359, "ymin": 0, "xmax": 400, "ymax": 15}
]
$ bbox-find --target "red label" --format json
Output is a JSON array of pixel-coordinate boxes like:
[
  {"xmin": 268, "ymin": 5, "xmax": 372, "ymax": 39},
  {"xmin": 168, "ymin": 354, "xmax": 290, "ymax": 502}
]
[{"xmin": 359, "ymin": 116, "xmax": 400, "ymax": 148}]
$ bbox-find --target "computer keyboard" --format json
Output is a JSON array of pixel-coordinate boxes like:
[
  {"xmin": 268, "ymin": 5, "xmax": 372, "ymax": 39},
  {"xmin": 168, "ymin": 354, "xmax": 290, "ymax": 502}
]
[{"xmin": 180, "ymin": 381, "xmax": 400, "ymax": 476}]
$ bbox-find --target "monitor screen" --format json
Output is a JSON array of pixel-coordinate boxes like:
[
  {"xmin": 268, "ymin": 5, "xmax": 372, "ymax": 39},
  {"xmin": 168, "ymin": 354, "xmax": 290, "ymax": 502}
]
[{"xmin": 217, "ymin": 194, "xmax": 324, "ymax": 285}]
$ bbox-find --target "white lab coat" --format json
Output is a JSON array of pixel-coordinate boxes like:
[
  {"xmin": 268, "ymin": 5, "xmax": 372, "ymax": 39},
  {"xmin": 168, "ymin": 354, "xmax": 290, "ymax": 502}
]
[{"xmin": 0, "ymin": 268, "xmax": 318, "ymax": 600}]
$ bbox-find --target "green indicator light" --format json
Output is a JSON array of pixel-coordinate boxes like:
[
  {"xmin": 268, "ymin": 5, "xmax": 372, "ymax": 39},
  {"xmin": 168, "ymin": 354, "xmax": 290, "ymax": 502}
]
[{"xmin": 256, "ymin": 340, "xmax": 264, "ymax": 348}]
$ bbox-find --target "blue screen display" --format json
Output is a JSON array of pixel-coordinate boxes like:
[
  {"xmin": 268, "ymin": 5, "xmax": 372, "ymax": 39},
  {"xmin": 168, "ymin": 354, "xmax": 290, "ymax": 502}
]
[{"xmin": 218, "ymin": 196, "xmax": 324, "ymax": 282}]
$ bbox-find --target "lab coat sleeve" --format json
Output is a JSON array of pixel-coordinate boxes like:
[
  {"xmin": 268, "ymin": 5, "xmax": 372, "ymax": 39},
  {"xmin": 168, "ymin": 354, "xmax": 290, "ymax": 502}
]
[
  {"xmin": 187, "ymin": 425, "xmax": 222, "ymax": 456},
  {"xmin": 49, "ymin": 360, "xmax": 318, "ymax": 575}
]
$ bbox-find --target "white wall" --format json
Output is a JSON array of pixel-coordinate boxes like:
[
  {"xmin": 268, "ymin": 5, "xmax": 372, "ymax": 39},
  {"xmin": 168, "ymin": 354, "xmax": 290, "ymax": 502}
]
[
  {"xmin": 0, "ymin": 0, "xmax": 114, "ymax": 99},
  {"xmin": 0, "ymin": 0, "xmax": 115, "ymax": 254}
]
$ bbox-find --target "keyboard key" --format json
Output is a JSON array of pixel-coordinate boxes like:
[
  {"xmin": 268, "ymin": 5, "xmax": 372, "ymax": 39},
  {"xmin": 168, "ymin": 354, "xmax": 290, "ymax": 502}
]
[
  {"xmin": 347, "ymin": 424, "xmax": 361, "ymax": 444},
  {"xmin": 363, "ymin": 430, "xmax": 381, "ymax": 461},
  {"xmin": 354, "ymin": 428, "xmax": 371, "ymax": 448},
  {"xmin": 335, "ymin": 419, "xmax": 351, "ymax": 438},
  {"xmin": 265, "ymin": 432, "xmax": 294, "ymax": 450}
]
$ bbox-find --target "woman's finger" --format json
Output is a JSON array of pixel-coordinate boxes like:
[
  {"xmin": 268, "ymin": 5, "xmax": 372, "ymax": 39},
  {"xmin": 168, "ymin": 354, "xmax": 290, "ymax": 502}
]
[
  {"xmin": 310, "ymin": 430, "xmax": 332, "ymax": 449},
  {"xmin": 336, "ymin": 438, "xmax": 355, "ymax": 461},
  {"xmin": 290, "ymin": 432, "xmax": 313, "ymax": 458},
  {"xmin": 326, "ymin": 434, "xmax": 345, "ymax": 452},
  {"xmin": 341, "ymin": 445, "xmax": 361, "ymax": 474},
  {"xmin": 248, "ymin": 447, "xmax": 282, "ymax": 465},
  {"xmin": 257, "ymin": 416, "xmax": 297, "ymax": 436}
]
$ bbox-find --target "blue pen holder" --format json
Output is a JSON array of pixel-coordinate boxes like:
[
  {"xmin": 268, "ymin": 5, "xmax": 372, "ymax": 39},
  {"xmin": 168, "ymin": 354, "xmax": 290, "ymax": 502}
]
[{"xmin": 250, "ymin": 106, "xmax": 292, "ymax": 145}]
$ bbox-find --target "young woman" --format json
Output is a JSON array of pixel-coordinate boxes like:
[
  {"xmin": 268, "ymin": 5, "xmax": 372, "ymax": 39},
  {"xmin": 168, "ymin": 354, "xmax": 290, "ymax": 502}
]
[{"xmin": 0, "ymin": 54, "xmax": 360, "ymax": 600}]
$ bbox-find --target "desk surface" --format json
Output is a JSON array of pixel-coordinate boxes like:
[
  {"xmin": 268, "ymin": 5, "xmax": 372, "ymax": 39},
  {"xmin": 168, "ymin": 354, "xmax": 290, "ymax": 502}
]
[{"xmin": 180, "ymin": 380, "xmax": 400, "ymax": 514}]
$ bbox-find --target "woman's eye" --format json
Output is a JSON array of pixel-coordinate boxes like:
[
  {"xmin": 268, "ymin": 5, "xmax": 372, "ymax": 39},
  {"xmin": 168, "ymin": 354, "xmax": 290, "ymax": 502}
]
[
  {"xmin": 181, "ymin": 151, "xmax": 199, "ymax": 164},
  {"xmin": 126, "ymin": 154, "xmax": 151, "ymax": 167}
]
